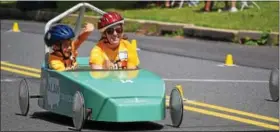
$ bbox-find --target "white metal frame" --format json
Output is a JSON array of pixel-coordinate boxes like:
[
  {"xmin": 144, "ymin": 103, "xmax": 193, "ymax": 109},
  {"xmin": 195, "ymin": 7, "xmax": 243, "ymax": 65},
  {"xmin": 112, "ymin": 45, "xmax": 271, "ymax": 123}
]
[
  {"xmin": 43, "ymin": 3, "xmax": 106, "ymax": 68},
  {"xmin": 44, "ymin": 2, "xmax": 106, "ymax": 54}
]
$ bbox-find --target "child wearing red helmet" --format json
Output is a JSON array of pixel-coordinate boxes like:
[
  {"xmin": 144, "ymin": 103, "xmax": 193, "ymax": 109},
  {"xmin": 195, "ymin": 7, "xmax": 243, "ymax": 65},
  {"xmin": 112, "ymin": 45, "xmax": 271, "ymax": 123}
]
[{"xmin": 89, "ymin": 12, "xmax": 139, "ymax": 70}]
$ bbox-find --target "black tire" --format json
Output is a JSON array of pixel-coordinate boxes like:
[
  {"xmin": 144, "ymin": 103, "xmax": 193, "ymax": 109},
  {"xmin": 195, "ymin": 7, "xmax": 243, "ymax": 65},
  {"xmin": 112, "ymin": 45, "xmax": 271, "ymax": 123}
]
[
  {"xmin": 269, "ymin": 68, "xmax": 279, "ymax": 102},
  {"xmin": 72, "ymin": 91, "xmax": 86, "ymax": 131},
  {"xmin": 18, "ymin": 78, "xmax": 30, "ymax": 116},
  {"xmin": 169, "ymin": 88, "xmax": 184, "ymax": 127}
]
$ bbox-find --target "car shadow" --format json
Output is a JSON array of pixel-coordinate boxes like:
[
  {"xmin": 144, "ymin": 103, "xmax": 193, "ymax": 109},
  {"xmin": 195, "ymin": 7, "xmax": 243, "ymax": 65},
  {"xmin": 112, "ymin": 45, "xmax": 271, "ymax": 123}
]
[
  {"xmin": 30, "ymin": 111, "xmax": 164, "ymax": 131},
  {"xmin": 265, "ymin": 98, "xmax": 279, "ymax": 102}
]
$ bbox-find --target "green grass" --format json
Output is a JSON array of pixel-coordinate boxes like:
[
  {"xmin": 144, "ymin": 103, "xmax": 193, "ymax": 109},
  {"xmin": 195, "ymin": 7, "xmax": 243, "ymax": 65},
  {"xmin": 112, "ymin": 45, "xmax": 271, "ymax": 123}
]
[
  {"xmin": 0, "ymin": 1, "xmax": 15, "ymax": 4},
  {"xmin": 0, "ymin": 1, "xmax": 16, "ymax": 8},
  {"xmin": 83, "ymin": 1, "xmax": 279, "ymax": 32},
  {"xmin": 56, "ymin": 1, "xmax": 137, "ymax": 14},
  {"xmin": 2, "ymin": 1, "xmax": 279, "ymax": 32}
]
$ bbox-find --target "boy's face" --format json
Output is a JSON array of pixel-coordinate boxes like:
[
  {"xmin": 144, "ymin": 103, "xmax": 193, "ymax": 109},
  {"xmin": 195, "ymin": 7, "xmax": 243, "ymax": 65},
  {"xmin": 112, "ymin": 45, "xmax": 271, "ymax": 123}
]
[
  {"xmin": 53, "ymin": 40, "xmax": 72, "ymax": 57},
  {"xmin": 61, "ymin": 40, "xmax": 72, "ymax": 57}
]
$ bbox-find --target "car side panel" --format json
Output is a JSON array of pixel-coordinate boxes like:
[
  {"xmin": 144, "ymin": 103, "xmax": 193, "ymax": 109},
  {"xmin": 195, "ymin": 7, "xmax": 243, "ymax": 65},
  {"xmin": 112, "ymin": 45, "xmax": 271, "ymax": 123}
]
[{"xmin": 38, "ymin": 68, "xmax": 82, "ymax": 117}]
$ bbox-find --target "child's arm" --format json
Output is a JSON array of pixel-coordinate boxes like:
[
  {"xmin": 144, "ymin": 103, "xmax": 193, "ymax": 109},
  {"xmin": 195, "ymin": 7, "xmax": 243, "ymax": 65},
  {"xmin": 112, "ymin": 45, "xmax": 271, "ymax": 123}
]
[
  {"xmin": 73, "ymin": 23, "xmax": 94, "ymax": 50},
  {"xmin": 89, "ymin": 46, "xmax": 104, "ymax": 69},
  {"xmin": 89, "ymin": 46, "xmax": 115, "ymax": 70}
]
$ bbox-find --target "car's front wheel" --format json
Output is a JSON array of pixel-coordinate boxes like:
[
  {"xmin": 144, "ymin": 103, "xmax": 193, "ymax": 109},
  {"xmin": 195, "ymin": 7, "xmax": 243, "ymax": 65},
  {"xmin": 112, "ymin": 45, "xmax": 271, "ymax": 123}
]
[
  {"xmin": 18, "ymin": 78, "xmax": 30, "ymax": 116},
  {"xmin": 72, "ymin": 91, "xmax": 86, "ymax": 131}
]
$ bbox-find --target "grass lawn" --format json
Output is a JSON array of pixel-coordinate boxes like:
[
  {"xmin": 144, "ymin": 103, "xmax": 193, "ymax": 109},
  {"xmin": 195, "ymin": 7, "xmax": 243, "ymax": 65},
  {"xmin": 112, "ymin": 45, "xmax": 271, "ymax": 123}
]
[
  {"xmin": 82, "ymin": 1, "xmax": 279, "ymax": 32},
  {"xmin": 1, "ymin": 1, "xmax": 279, "ymax": 32}
]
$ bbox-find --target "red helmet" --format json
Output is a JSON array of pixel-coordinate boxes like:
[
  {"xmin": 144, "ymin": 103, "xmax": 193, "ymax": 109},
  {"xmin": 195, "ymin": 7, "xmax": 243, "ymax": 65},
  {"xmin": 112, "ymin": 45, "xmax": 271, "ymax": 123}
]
[{"xmin": 98, "ymin": 12, "xmax": 124, "ymax": 32}]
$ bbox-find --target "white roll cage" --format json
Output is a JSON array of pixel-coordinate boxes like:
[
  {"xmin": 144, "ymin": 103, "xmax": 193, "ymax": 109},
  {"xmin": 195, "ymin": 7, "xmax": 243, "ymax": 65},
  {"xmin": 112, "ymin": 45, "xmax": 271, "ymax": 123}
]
[{"xmin": 43, "ymin": 2, "xmax": 106, "ymax": 67}]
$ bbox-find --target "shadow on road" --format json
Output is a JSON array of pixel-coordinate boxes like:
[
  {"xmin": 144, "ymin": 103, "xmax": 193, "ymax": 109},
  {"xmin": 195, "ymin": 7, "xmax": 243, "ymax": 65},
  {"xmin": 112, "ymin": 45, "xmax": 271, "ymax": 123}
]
[{"xmin": 30, "ymin": 111, "xmax": 164, "ymax": 131}]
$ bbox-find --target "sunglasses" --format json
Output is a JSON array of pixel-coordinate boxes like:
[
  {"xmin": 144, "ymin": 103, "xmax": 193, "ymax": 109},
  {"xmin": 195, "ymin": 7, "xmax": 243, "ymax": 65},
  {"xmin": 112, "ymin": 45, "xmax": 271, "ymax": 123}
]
[{"xmin": 106, "ymin": 27, "xmax": 123, "ymax": 35}]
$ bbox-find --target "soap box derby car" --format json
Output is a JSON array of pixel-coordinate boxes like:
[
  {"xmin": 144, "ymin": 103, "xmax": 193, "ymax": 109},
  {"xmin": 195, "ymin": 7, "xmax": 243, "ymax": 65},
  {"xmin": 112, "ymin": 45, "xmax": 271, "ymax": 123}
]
[{"xmin": 18, "ymin": 2, "xmax": 184, "ymax": 131}]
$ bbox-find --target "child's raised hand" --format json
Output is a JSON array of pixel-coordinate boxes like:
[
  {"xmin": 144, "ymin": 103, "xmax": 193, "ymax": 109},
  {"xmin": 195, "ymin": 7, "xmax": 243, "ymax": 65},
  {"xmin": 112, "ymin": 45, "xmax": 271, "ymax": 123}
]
[{"xmin": 82, "ymin": 22, "xmax": 94, "ymax": 33}]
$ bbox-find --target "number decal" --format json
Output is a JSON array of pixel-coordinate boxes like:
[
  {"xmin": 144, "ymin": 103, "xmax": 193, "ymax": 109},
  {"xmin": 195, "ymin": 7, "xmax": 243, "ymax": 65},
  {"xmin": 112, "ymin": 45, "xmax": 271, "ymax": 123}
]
[{"xmin": 120, "ymin": 80, "xmax": 133, "ymax": 83}]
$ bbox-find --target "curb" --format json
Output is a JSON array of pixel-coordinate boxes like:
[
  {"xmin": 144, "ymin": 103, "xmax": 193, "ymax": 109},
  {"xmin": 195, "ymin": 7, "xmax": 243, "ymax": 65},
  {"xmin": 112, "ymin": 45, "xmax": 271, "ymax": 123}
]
[
  {"xmin": 67, "ymin": 14, "xmax": 279, "ymax": 46},
  {"xmin": 1, "ymin": 7, "xmax": 279, "ymax": 46}
]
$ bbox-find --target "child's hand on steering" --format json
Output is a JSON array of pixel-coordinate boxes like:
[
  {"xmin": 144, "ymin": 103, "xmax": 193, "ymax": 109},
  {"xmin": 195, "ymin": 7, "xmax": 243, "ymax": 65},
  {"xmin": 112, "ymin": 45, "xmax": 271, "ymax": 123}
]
[{"xmin": 103, "ymin": 60, "xmax": 114, "ymax": 69}]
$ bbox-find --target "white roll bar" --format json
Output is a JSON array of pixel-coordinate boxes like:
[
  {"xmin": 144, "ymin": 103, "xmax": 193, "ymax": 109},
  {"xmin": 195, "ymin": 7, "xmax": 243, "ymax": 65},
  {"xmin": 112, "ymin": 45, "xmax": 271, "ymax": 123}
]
[{"xmin": 44, "ymin": 2, "xmax": 106, "ymax": 53}]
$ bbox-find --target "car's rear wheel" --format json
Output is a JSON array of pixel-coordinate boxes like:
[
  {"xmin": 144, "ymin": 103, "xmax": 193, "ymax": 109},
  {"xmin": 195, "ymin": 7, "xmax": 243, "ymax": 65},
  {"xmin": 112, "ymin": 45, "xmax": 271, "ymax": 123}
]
[
  {"xmin": 72, "ymin": 91, "xmax": 86, "ymax": 131},
  {"xmin": 269, "ymin": 68, "xmax": 279, "ymax": 102},
  {"xmin": 18, "ymin": 78, "xmax": 30, "ymax": 116},
  {"xmin": 169, "ymin": 87, "xmax": 184, "ymax": 127}
]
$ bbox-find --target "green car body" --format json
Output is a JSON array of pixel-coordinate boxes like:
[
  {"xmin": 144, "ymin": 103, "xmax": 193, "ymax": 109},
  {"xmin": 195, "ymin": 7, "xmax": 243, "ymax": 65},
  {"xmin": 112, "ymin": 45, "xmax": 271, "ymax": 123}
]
[{"xmin": 38, "ymin": 57, "xmax": 166, "ymax": 122}]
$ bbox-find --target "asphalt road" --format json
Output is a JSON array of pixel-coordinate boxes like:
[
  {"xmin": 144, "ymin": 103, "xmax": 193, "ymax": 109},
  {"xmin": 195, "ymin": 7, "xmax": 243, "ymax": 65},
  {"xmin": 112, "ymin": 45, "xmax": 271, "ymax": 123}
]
[
  {"xmin": 1, "ymin": 20, "xmax": 279, "ymax": 69},
  {"xmin": 1, "ymin": 20, "xmax": 279, "ymax": 131}
]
